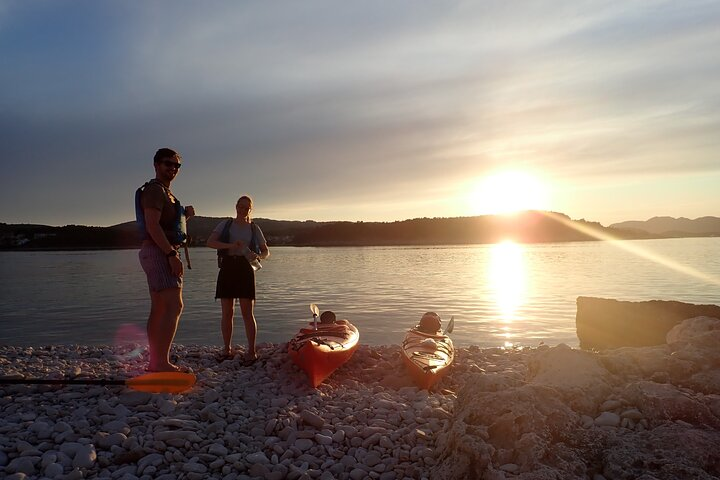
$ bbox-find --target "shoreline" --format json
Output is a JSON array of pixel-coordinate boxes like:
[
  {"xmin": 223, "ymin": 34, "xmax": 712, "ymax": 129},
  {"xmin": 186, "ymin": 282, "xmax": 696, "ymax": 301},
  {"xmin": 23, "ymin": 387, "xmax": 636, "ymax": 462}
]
[{"xmin": 2, "ymin": 318, "xmax": 720, "ymax": 480}]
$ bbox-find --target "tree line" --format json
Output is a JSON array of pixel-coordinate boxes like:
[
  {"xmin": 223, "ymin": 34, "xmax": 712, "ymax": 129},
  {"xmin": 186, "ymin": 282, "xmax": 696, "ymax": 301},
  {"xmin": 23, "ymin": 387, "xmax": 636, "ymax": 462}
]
[{"xmin": 0, "ymin": 211, "xmax": 657, "ymax": 250}]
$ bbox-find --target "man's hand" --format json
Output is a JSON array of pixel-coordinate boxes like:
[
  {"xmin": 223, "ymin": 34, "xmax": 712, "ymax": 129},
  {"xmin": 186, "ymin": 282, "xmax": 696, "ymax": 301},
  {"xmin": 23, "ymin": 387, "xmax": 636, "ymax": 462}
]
[{"xmin": 169, "ymin": 255, "xmax": 184, "ymax": 276}]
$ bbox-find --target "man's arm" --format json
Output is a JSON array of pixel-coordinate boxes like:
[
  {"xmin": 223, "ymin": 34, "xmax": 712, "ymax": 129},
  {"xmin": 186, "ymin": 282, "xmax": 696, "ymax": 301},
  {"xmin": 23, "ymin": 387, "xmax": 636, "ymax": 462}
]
[{"xmin": 144, "ymin": 207, "xmax": 183, "ymax": 276}]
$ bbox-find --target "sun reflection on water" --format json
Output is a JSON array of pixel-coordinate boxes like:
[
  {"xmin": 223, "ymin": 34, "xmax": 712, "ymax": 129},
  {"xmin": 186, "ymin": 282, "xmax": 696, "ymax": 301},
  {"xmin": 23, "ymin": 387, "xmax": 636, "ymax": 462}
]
[{"xmin": 487, "ymin": 241, "xmax": 528, "ymax": 344}]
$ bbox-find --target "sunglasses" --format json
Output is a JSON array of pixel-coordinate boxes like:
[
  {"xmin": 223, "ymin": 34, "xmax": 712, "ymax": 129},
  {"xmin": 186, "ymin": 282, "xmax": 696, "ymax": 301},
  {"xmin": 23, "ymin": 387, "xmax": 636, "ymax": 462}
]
[{"xmin": 159, "ymin": 160, "xmax": 182, "ymax": 169}]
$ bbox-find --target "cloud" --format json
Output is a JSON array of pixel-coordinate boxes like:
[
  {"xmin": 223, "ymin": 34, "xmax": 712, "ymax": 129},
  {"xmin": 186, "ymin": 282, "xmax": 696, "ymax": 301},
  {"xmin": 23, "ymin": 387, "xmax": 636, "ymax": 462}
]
[{"xmin": 2, "ymin": 1, "xmax": 720, "ymax": 225}]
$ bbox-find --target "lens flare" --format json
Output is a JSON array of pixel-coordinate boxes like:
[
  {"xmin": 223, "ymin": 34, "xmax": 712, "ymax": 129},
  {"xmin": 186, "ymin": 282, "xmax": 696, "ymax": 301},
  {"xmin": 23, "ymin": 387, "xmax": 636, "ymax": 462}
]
[
  {"xmin": 114, "ymin": 323, "xmax": 147, "ymax": 360},
  {"xmin": 541, "ymin": 211, "xmax": 720, "ymax": 286}
]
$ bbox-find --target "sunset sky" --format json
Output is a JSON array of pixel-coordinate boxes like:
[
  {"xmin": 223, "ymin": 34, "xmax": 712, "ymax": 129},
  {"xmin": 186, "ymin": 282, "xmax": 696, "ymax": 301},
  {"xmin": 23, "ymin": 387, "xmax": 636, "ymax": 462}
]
[{"xmin": 1, "ymin": 1, "xmax": 719, "ymax": 227}]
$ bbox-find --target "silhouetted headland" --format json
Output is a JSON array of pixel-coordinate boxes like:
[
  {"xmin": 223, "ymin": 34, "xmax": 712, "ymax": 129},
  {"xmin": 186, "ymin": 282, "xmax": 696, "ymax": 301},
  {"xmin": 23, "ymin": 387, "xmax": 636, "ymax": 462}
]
[{"xmin": 2, "ymin": 212, "xmax": 718, "ymax": 250}]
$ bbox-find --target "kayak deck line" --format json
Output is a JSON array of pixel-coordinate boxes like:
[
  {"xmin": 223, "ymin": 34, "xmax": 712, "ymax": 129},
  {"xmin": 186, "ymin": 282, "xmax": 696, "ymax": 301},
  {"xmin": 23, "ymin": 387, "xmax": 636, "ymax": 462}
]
[
  {"xmin": 401, "ymin": 328, "xmax": 455, "ymax": 390},
  {"xmin": 289, "ymin": 320, "xmax": 360, "ymax": 387}
]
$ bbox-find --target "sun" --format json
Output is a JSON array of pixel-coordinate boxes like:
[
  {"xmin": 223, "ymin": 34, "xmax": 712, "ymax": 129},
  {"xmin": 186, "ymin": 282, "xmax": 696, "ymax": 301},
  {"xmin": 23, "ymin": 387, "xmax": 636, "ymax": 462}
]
[{"xmin": 468, "ymin": 170, "xmax": 550, "ymax": 216}]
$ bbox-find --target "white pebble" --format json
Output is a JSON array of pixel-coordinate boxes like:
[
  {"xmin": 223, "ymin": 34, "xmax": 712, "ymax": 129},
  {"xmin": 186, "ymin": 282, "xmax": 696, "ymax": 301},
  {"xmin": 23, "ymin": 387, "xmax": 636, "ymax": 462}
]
[{"xmin": 594, "ymin": 412, "xmax": 620, "ymax": 427}]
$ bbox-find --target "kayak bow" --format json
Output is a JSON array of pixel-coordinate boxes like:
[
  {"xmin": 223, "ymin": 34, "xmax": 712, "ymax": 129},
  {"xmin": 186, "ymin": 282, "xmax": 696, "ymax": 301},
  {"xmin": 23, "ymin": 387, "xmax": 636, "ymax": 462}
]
[{"xmin": 289, "ymin": 320, "xmax": 359, "ymax": 387}]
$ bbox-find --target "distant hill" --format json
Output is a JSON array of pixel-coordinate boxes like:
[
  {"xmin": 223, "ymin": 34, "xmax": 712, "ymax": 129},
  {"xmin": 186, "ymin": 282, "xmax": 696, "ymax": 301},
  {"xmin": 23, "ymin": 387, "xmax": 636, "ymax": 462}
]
[
  {"xmin": 1, "ymin": 211, "xmax": 658, "ymax": 250},
  {"xmin": 609, "ymin": 216, "xmax": 720, "ymax": 237}
]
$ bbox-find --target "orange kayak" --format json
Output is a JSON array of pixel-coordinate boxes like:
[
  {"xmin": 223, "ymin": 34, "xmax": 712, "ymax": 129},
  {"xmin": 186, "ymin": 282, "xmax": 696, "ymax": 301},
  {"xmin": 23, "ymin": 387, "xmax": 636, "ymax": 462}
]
[
  {"xmin": 401, "ymin": 328, "xmax": 454, "ymax": 390},
  {"xmin": 288, "ymin": 320, "xmax": 360, "ymax": 387}
]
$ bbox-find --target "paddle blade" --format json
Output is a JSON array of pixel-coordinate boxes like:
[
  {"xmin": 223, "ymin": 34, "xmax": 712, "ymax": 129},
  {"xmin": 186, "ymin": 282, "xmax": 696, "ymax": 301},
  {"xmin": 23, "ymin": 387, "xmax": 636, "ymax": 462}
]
[
  {"xmin": 310, "ymin": 303, "xmax": 320, "ymax": 317},
  {"xmin": 125, "ymin": 372, "xmax": 196, "ymax": 394},
  {"xmin": 444, "ymin": 316, "xmax": 455, "ymax": 334}
]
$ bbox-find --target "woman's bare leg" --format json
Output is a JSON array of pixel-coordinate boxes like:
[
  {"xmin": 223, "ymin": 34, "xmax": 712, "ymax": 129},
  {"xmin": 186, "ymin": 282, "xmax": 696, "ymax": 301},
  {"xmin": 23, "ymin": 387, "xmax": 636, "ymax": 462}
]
[
  {"xmin": 238, "ymin": 298, "xmax": 257, "ymax": 360},
  {"xmin": 220, "ymin": 298, "xmax": 235, "ymax": 356}
]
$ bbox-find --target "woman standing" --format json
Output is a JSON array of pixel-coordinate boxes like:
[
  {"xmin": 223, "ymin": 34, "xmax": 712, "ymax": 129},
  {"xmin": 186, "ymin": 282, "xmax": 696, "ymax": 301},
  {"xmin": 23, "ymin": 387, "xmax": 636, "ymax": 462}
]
[{"xmin": 207, "ymin": 195, "xmax": 269, "ymax": 363}]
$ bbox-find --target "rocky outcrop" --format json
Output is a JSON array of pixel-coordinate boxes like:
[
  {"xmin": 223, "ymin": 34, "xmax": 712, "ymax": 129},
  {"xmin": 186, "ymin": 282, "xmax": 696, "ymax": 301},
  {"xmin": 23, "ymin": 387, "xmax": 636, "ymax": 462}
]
[
  {"xmin": 576, "ymin": 296, "xmax": 720, "ymax": 350},
  {"xmin": 433, "ymin": 317, "xmax": 720, "ymax": 479}
]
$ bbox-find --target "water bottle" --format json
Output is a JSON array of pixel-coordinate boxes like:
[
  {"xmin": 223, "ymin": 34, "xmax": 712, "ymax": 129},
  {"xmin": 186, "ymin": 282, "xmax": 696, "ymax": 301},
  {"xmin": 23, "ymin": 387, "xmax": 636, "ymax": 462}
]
[{"xmin": 243, "ymin": 247, "xmax": 262, "ymax": 271}]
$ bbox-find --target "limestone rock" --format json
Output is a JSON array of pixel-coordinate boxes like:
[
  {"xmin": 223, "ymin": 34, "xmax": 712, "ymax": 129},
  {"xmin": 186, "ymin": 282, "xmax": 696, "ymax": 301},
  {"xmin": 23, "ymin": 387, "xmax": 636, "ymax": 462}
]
[{"xmin": 576, "ymin": 297, "xmax": 720, "ymax": 349}]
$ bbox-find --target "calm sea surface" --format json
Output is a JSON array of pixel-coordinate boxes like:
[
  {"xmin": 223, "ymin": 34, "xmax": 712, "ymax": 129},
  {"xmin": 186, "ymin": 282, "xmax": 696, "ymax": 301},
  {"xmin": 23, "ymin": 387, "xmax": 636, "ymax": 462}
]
[{"xmin": 1, "ymin": 238, "xmax": 719, "ymax": 348}]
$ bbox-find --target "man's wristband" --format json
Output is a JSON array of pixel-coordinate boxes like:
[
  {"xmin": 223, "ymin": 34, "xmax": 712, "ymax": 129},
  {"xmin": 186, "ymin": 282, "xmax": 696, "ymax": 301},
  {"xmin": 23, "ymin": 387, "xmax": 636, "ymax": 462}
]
[{"xmin": 166, "ymin": 250, "xmax": 179, "ymax": 258}]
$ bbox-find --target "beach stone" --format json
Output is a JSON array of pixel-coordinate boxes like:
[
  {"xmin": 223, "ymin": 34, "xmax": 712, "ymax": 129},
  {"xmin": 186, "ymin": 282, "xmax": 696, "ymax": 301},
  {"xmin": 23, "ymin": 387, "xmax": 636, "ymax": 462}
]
[
  {"xmin": 204, "ymin": 390, "xmax": 220, "ymax": 403},
  {"xmin": 209, "ymin": 443, "xmax": 229, "ymax": 456},
  {"xmin": 301, "ymin": 410, "xmax": 325, "ymax": 429},
  {"xmin": 59, "ymin": 442, "xmax": 83, "ymax": 457},
  {"xmin": 7, "ymin": 457, "xmax": 38, "ymax": 475},
  {"xmin": 65, "ymin": 469, "xmax": 84, "ymax": 480},
  {"xmin": 103, "ymin": 420, "xmax": 130, "ymax": 434},
  {"xmin": 295, "ymin": 439, "xmax": 314, "ymax": 452},
  {"xmin": 5, "ymin": 474, "xmax": 28, "ymax": 480},
  {"xmin": 365, "ymin": 452, "xmax": 382, "ymax": 467},
  {"xmin": 118, "ymin": 391, "xmax": 152, "ymax": 407},
  {"xmin": 44, "ymin": 462, "xmax": 64, "ymax": 477},
  {"xmin": 113, "ymin": 465, "xmax": 138, "ymax": 477},
  {"xmin": 97, "ymin": 432, "xmax": 127, "ymax": 449},
  {"xmin": 620, "ymin": 409, "xmax": 644, "ymax": 420},
  {"xmin": 137, "ymin": 453, "xmax": 164, "ymax": 472},
  {"xmin": 340, "ymin": 455, "xmax": 357, "ymax": 468},
  {"xmin": 331, "ymin": 430, "xmax": 345, "ymax": 443},
  {"xmin": 599, "ymin": 399, "xmax": 623, "ymax": 411},
  {"xmin": 594, "ymin": 412, "xmax": 621, "ymax": 427},
  {"xmin": 29, "ymin": 420, "xmax": 52, "ymax": 438},
  {"xmin": 349, "ymin": 468, "xmax": 367, "ymax": 480},
  {"xmin": 72, "ymin": 444, "xmax": 97, "ymax": 468},
  {"xmin": 265, "ymin": 418, "xmax": 279, "ymax": 436},
  {"xmin": 246, "ymin": 452, "xmax": 269, "ymax": 464},
  {"xmin": 157, "ymin": 398, "xmax": 177, "ymax": 415},
  {"xmin": 155, "ymin": 430, "xmax": 203, "ymax": 442},
  {"xmin": 183, "ymin": 462, "xmax": 208, "ymax": 474},
  {"xmin": 314, "ymin": 433, "xmax": 332, "ymax": 445},
  {"xmin": 0, "ymin": 450, "xmax": 7, "ymax": 466}
]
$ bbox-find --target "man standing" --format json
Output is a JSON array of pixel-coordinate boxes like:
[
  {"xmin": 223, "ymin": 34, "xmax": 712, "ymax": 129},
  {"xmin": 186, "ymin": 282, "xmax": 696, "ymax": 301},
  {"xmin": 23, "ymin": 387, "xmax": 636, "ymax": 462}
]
[{"xmin": 137, "ymin": 148, "xmax": 195, "ymax": 372}]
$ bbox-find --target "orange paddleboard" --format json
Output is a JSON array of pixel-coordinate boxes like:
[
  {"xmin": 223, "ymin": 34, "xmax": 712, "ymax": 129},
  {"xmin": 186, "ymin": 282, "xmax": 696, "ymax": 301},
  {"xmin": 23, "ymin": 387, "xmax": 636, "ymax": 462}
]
[{"xmin": 289, "ymin": 320, "xmax": 359, "ymax": 387}]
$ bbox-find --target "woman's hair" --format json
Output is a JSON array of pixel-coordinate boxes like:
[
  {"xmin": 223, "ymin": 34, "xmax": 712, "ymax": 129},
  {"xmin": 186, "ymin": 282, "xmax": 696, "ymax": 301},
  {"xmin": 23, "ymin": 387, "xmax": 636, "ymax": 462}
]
[
  {"xmin": 237, "ymin": 195, "xmax": 253, "ymax": 218},
  {"xmin": 237, "ymin": 195, "xmax": 253, "ymax": 208}
]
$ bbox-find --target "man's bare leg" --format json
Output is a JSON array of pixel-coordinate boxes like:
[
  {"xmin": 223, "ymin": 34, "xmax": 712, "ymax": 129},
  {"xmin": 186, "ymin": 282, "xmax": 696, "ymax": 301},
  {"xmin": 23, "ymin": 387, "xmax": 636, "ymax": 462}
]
[{"xmin": 147, "ymin": 287, "xmax": 183, "ymax": 372}]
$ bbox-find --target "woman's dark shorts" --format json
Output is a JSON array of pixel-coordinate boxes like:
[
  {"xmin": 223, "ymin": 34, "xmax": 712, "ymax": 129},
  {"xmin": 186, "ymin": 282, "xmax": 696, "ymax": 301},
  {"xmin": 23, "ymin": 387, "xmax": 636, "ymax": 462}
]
[{"xmin": 216, "ymin": 256, "xmax": 256, "ymax": 300}]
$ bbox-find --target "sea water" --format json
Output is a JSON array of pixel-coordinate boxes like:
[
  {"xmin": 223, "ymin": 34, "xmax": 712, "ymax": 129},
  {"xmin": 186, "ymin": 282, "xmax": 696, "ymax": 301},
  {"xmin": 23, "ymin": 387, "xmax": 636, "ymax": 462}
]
[{"xmin": 0, "ymin": 238, "xmax": 718, "ymax": 347}]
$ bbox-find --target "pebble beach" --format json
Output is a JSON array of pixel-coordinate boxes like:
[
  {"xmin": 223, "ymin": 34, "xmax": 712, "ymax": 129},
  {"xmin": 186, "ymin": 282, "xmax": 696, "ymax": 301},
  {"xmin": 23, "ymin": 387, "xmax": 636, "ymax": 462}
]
[{"xmin": 2, "ymin": 316, "xmax": 720, "ymax": 480}]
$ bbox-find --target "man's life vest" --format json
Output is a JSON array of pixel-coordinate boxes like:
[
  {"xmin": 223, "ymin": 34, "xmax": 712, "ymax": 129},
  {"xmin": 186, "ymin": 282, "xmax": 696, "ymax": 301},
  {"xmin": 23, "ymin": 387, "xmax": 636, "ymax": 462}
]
[{"xmin": 134, "ymin": 179, "xmax": 187, "ymax": 245}]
